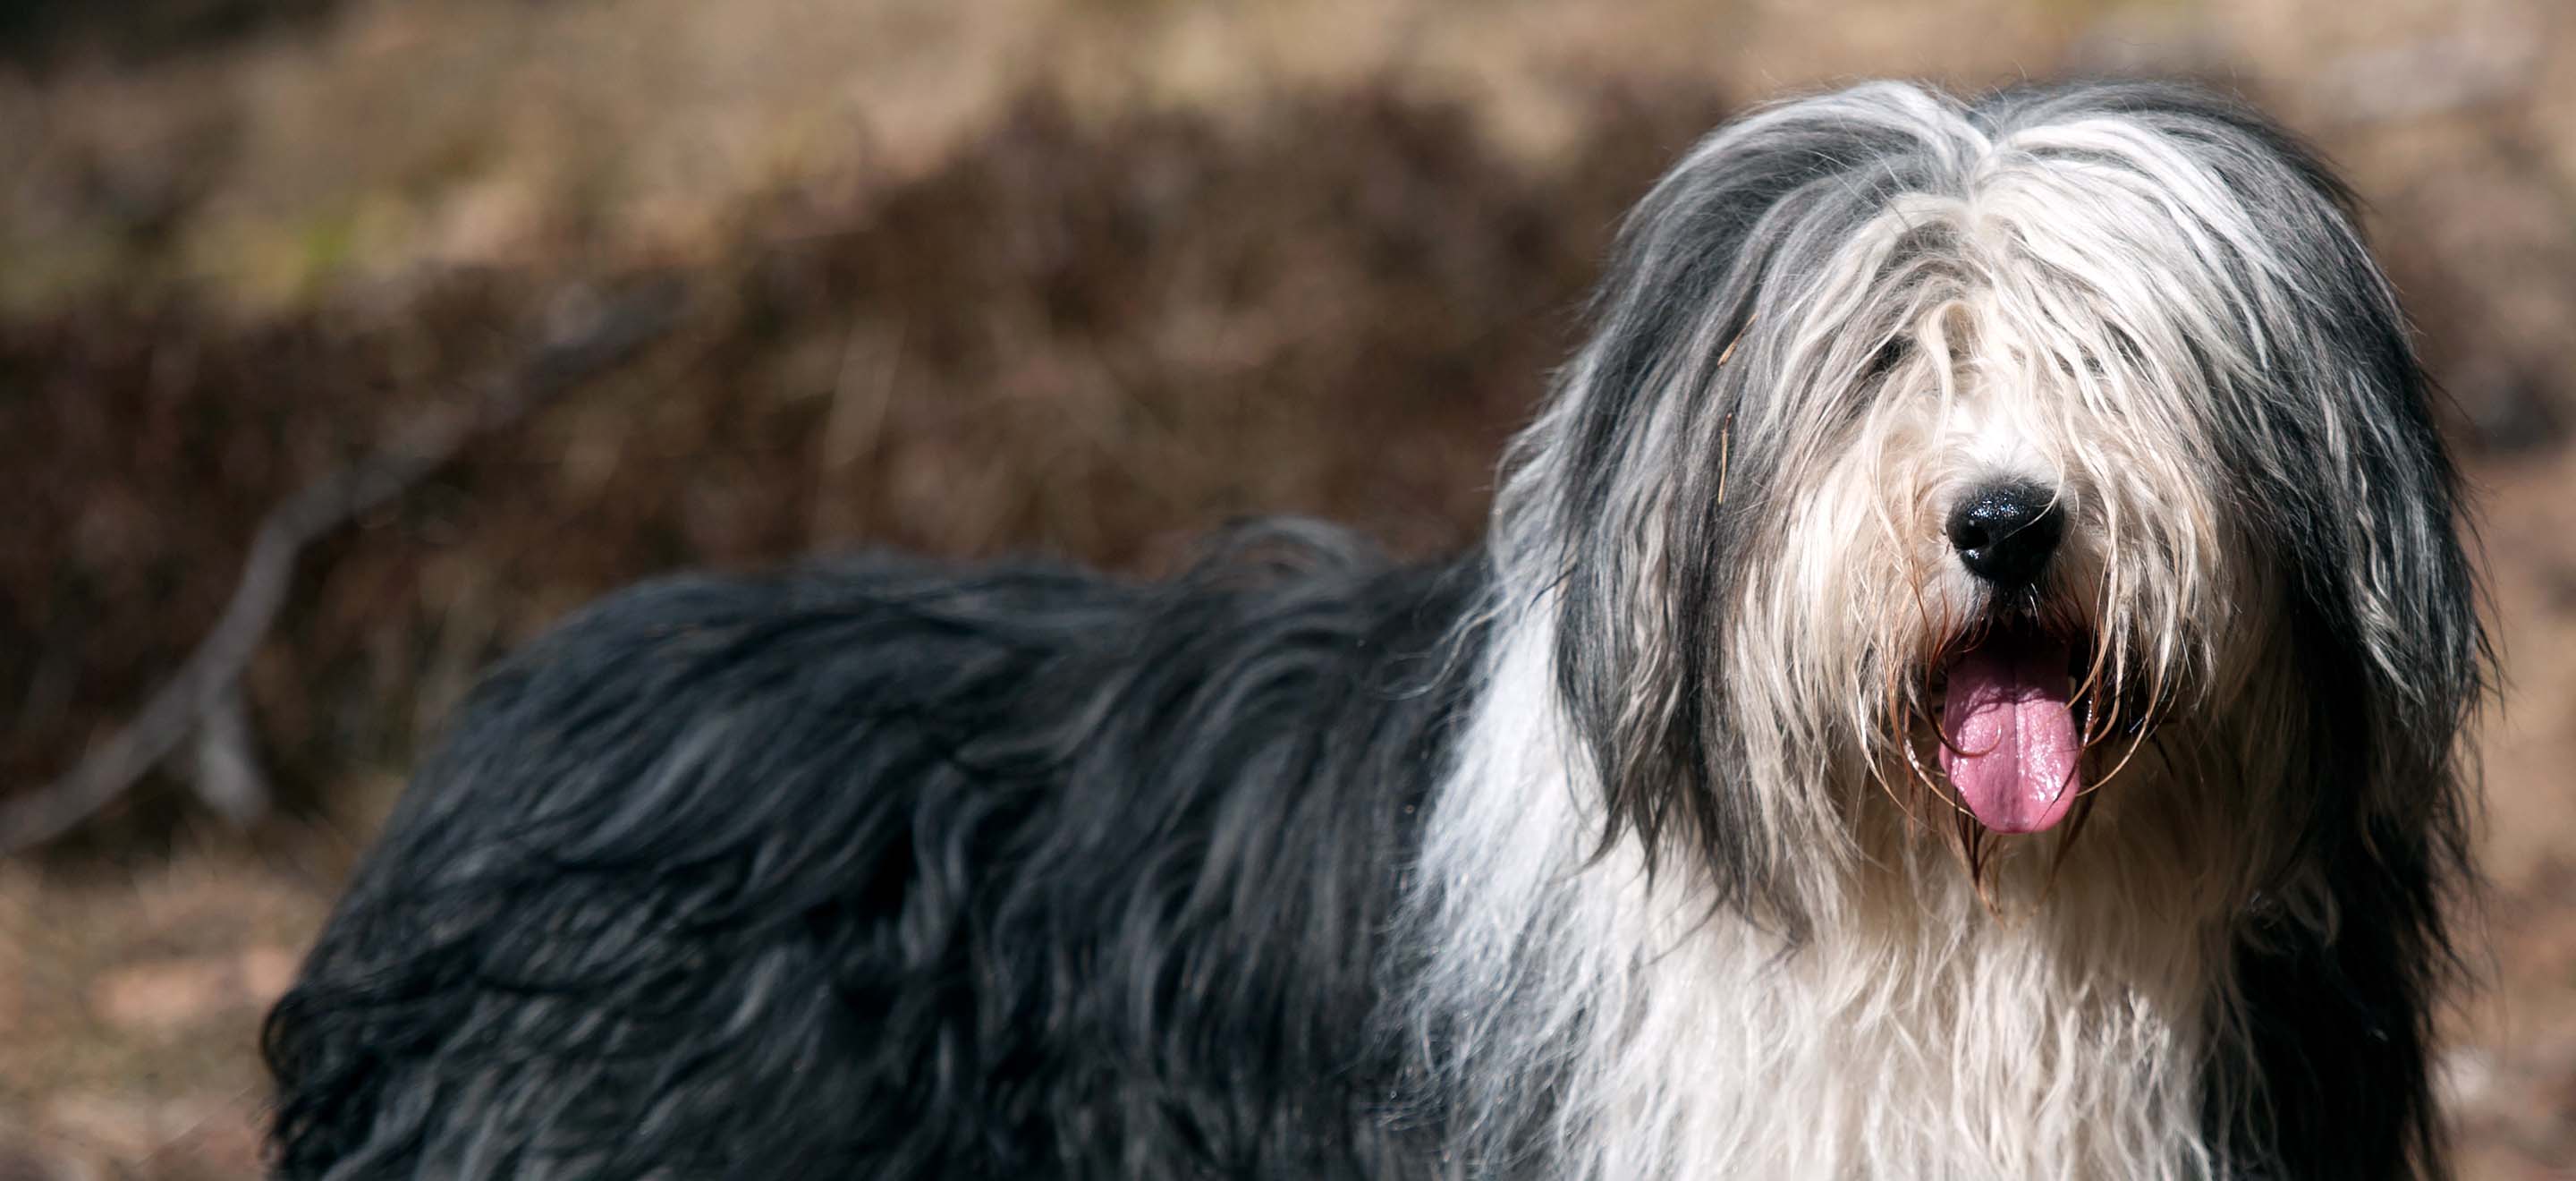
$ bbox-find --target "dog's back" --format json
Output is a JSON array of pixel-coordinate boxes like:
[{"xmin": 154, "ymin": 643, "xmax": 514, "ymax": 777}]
[{"xmin": 264, "ymin": 526, "xmax": 1483, "ymax": 1179}]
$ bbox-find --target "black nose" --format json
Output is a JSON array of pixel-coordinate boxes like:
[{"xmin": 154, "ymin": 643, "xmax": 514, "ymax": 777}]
[{"xmin": 1946, "ymin": 481, "xmax": 2064, "ymax": 588}]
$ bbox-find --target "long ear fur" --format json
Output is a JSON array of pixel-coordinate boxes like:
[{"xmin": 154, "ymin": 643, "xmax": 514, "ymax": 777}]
[{"xmin": 1496, "ymin": 84, "xmax": 1990, "ymax": 927}]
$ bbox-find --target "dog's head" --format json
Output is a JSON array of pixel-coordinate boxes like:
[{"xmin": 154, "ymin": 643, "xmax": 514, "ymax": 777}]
[{"xmin": 1494, "ymin": 81, "xmax": 2483, "ymax": 907}]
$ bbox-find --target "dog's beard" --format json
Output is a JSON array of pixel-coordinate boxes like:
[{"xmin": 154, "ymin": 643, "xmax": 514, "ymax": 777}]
[{"xmin": 1883, "ymin": 587, "xmax": 2189, "ymax": 869}]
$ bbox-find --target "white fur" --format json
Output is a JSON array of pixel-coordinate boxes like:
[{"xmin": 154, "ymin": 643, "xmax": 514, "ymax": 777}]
[{"xmin": 1410, "ymin": 606, "xmax": 2233, "ymax": 1179}]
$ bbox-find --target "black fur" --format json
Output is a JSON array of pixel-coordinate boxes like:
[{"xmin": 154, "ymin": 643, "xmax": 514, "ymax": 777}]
[{"xmin": 265, "ymin": 523, "xmax": 1487, "ymax": 1178}]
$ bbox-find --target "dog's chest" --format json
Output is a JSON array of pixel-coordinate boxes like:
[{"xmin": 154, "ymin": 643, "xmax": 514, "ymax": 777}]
[{"xmin": 1578, "ymin": 880, "xmax": 2219, "ymax": 1180}]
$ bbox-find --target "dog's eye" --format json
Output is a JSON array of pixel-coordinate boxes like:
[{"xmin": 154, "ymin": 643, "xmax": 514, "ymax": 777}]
[
  {"xmin": 2055, "ymin": 353, "xmax": 2110, "ymax": 381},
  {"xmin": 1865, "ymin": 335, "xmax": 1911, "ymax": 381},
  {"xmin": 2049, "ymin": 350, "xmax": 2113, "ymax": 383}
]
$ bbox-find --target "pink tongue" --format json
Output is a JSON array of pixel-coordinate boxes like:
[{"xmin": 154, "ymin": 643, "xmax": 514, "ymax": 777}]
[{"xmin": 1939, "ymin": 634, "xmax": 2081, "ymax": 834}]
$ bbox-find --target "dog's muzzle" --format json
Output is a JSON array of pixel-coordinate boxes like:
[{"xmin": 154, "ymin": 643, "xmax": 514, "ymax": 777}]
[{"xmin": 1937, "ymin": 481, "xmax": 2081, "ymax": 834}]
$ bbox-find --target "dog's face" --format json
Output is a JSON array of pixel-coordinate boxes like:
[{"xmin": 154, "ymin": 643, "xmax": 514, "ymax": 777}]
[
  {"xmin": 1763, "ymin": 184, "xmax": 2293, "ymax": 849},
  {"xmin": 1498, "ymin": 81, "xmax": 2481, "ymax": 905}
]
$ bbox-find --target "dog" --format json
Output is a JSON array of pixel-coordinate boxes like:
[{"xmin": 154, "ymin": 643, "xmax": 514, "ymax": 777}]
[{"xmin": 265, "ymin": 79, "xmax": 2484, "ymax": 1179}]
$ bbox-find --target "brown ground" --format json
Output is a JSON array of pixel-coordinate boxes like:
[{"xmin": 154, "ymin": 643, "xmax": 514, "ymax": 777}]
[{"xmin": 2, "ymin": 1, "xmax": 2572, "ymax": 1177}]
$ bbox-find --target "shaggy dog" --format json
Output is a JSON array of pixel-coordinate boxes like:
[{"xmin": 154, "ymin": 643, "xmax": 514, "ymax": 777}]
[{"xmin": 266, "ymin": 80, "xmax": 2484, "ymax": 1179}]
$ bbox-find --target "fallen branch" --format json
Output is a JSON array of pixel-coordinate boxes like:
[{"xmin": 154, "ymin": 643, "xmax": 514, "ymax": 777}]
[
  {"xmin": 2, "ymin": 281, "xmax": 686, "ymax": 855},
  {"xmin": 190, "ymin": 685, "xmax": 269, "ymax": 826}
]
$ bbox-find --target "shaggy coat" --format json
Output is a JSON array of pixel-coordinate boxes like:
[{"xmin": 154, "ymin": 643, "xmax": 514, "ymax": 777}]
[{"xmin": 267, "ymin": 80, "xmax": 2482, "ymax": 1180}]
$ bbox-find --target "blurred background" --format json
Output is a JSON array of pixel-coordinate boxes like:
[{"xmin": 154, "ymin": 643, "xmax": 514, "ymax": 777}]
[{"xmin": 0, "ymin": 0, "xmax": 2571, "ymax": 1176}]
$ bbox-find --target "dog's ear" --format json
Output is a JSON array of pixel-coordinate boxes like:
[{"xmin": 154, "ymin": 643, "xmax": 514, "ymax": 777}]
[
  {"xmin": 2216, "ymin": 377, "xmax": 2479, "ymax": 1181},
  {"xmin": 2223, "ymin": 310, "xmax": 2481, "ymax": 1181},
  {"xmin": 1500, "ymin": 83, "xmax": 1980, "ymax": 927}
]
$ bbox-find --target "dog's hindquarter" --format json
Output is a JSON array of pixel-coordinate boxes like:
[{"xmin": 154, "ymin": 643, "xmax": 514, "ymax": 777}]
[{"xmin": 265, "ymin": 534, "xmax": 1487, "ymax": 1179}]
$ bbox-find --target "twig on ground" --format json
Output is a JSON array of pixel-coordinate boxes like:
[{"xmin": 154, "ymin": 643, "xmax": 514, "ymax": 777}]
[
  {"xmin": 190, "ymin": 686, "xmax": 269, "ymax": 827},
  {"xmin": 1, "ymin": 280, "xmax": 686, "ymax": 856}
]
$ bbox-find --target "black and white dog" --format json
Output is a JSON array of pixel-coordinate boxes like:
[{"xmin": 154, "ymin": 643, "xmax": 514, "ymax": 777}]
[{"xmin": 266, "ymin": 80, "xmax": 2484, "ymax": 1179}]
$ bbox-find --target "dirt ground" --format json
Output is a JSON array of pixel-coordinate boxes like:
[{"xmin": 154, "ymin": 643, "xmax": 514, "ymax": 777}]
[{"xmin": 4, "ymin": 1, "xmax": 2573, "ymax": 1177}]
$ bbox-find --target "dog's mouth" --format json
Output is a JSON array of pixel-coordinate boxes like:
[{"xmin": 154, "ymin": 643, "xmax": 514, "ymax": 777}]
[{"xmin": 1933, "ymin": 619, "xmax": 2085, "ymax": 835}]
